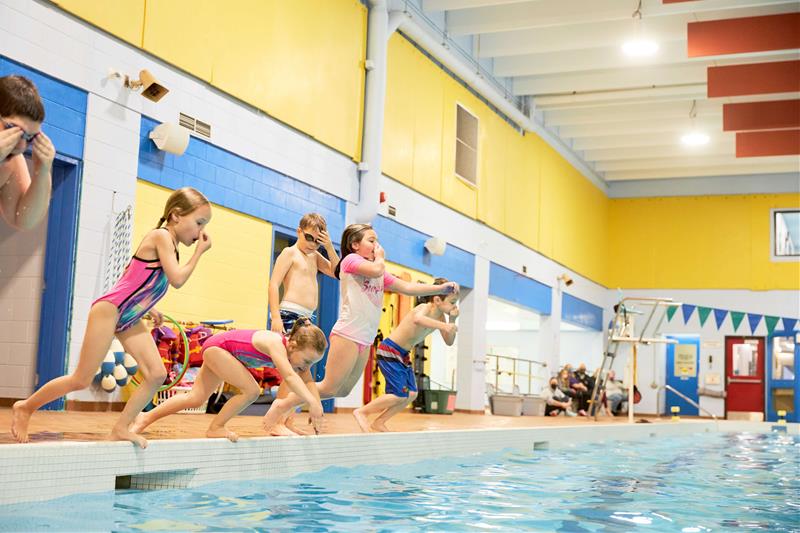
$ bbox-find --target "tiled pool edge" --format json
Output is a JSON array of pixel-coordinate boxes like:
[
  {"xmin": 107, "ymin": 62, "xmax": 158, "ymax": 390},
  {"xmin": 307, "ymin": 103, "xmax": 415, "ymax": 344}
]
[{"xmin": 0, "ymin": 421, "xmax": 795, "ymax": 505}]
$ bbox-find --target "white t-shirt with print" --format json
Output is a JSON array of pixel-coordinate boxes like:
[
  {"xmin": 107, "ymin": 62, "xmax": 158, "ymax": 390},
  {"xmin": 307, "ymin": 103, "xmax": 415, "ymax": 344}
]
[{"xmin": 331, "ymin": 254, "xmax": 397, "ymax": 346}]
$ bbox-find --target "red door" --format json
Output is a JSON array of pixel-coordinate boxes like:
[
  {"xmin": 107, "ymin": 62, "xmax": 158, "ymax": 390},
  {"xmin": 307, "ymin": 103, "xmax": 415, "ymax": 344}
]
[{"xmin": 725, "ymin": 337, "xmax": 765, "ymax": 416}]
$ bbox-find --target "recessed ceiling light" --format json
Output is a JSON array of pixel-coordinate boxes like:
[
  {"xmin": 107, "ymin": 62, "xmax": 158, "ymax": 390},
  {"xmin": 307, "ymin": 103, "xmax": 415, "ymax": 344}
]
[
  {"xmin": 622, "ymin": 38, "xmax": 659, "ymax": 57},
  {"xmin": 681, "ymin": 131, "xmax": 710, "ymax": 146}
]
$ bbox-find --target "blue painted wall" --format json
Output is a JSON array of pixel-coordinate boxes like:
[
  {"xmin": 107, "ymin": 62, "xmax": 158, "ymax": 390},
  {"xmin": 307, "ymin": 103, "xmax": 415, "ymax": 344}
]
[
  {"xmin": 562, "ymin": 293, "xmax": 603, "ymax": 331},
  {"xmin": 137, "ymin": 117, "xmax": 345, "ymax": 239},
  {"xmin": 489, "ymin": 263, "xmax": 551, "ymax": 315},
  {"xmin": 371, "ymin": 216, "xmax": 475, "ymax": 288},
  {"xmin": 0, "ymin": 57, "xmax": 86, "ymax": 159}
]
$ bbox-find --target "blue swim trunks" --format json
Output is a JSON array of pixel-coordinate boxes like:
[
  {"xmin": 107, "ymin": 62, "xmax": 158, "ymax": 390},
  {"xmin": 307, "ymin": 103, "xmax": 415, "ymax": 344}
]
[{"xmin": 376, "ymin": 338, "xmax": 417, "ymax": 398}]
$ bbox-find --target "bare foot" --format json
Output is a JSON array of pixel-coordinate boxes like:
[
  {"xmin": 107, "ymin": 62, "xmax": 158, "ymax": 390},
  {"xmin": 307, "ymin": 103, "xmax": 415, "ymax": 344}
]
[
  {"xmin": 285, "ymin": 416, "xmax": 312, "ymax": 436},
  {"xmin": 268, "ymin": 423, "xmax": 299, "ymax": 437},
  {"xmin": 130, "ymin": 413, "xmax": 150, "ymax": 435},
  {"xmin": 353, "ymin": 408, "xmax": 371, "ymax": 433},
  {"xmin": 207, "ymin": 426, "xmax": 238, "ymax": 442},
  {"xmin": 11, "ymin": 401, "xmax": 32, "ymax": 443},
  {"xmin": 370, "ymin": 421, "xmax": 390, "ymax": 432},
  {"xmin": 110, "ymin": 426, "xmax": 148, "ymax": 448}
]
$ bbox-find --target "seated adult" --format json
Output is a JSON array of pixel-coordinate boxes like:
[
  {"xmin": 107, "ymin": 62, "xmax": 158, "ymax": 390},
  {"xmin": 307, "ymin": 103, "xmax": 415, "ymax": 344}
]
[
  {"xmin": 557, "ymin": 368, "xmax": 585, "ymax": 416},
  {"xmin": 541, "ymin": 376, "xmax": 574, "ymax": 417},
  {"xmin": 571, "ymin": 362, "xmax": 594, "ymax": 412},
  {"xmin": 0, "ymin": 75, "xmax": 54, "ymax": 230},
  {"xmin": 604, "ymin": 370, "xmax": 628, "ymax": 415}
]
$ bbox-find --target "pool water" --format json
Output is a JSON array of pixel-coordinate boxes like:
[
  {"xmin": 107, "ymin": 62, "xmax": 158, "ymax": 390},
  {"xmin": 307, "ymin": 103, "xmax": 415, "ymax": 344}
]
[{"xmin": 1, "ymin": 431, "xmax": 798, "ymax": 532}]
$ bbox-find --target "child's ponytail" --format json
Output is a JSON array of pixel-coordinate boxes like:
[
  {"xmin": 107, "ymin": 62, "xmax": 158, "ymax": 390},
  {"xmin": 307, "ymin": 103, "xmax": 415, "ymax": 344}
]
[
  {"xmin": 287, "ymin": 317, "xmax": 328, "ymax": 354},
  {"xmin": 157, "ymin": 187, "xmax": 210, "ymax": 229},
  {"xmin": 333, "ymin": 223, "xmax": 373, "ymax": 279}
]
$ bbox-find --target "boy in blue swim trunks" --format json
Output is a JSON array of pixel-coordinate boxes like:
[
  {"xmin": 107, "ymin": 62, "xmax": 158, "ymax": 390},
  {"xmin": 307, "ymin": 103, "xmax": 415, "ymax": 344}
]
[
  {"xmin": 354, "ymin": 278, "xmax": 459, "ymax": 432},
  {"xmin": 267, "ymin": 213, "xmax": 340, "ymax": 435}
]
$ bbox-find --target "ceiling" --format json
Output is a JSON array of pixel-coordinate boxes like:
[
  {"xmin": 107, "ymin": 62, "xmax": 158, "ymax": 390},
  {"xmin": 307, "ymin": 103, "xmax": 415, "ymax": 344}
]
[{"xmin": 418, "ymin": 0, "xmax": 800, "ymax": 183}]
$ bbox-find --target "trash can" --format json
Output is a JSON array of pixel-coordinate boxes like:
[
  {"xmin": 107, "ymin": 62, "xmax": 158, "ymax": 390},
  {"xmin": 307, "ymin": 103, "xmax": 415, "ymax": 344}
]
[{"xmin": 422, "ymin": 388, "xmax": 457, "ymax": 414}]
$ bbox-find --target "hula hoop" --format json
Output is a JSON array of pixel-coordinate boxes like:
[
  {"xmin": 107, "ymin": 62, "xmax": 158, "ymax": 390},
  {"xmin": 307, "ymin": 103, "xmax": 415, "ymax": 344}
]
[{"xmin": 130, "ymin": 313, "xmax": 190, "ymax": 393}]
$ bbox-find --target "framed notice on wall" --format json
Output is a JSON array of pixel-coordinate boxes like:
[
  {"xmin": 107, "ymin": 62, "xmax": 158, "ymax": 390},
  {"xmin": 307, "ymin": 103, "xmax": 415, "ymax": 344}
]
[{"xmin": 674, "ymin": 344, "xmax": 698, "ymax": 378}]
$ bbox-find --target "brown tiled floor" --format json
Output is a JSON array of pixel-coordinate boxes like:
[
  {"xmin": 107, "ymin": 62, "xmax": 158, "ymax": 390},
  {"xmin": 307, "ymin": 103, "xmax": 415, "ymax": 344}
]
[{"xmin": 0, "ymin": 407, "xmax": 669, "ymax": 445}]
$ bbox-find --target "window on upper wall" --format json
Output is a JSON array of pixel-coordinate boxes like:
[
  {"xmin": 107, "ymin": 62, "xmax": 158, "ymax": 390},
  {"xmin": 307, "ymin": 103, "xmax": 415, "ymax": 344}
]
[
  {"xmin": 455, "ymin": 104, "xmax": 479, "ymax": 186},
  {"xmin": 771, "ymin": 209, "xmax": 800, "ymax": 261}
]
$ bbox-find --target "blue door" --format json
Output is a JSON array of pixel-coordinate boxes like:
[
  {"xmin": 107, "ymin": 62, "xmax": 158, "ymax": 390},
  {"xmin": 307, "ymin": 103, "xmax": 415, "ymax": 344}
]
[
  {"xmin": 665, "ymin": 335, "xmax": 700, "ymax": 416},
  {"xmin": 36, "ymin": 156, "xmax": 82, "ymax": 410},
  {"xmin": 766, "ymin": 332, "xmax": 799, "ymax": 422}
]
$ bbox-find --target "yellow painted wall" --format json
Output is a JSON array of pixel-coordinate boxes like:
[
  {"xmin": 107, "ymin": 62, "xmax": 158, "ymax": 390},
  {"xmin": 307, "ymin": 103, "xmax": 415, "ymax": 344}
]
[
  {"xmin": 132, "ymin": 181, "xmax": 271, "ymax": 328},
  {"xmin": 52, "ymin": 0, "xmax": 367, "ymax": 160},
  {"xmin": 608, "ymin": 193, "xmax": 800, "ymax": 290}
]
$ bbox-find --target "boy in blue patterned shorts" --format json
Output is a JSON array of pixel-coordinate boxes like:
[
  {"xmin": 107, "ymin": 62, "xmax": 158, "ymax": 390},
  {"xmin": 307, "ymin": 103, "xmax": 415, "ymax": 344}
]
[{"xmin": 353, "ymin": 278, "xmax": 459, "ymax": 432}]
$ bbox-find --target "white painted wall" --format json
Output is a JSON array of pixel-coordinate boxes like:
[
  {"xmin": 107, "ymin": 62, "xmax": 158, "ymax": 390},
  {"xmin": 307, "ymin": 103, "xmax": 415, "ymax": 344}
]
[
  {"xmin": 0, "ymin": 214, "xmax": 47, "ymax": 398},
  {"xmin": 560, "ymin": 330, "xmax": 604, "ymax": 371}
]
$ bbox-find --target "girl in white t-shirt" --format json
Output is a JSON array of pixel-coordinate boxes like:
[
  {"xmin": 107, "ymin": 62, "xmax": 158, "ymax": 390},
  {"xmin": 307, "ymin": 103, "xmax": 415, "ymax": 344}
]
[{"xmin": 262, "ymin": 223, "xmax": 457, "ymax": 435}]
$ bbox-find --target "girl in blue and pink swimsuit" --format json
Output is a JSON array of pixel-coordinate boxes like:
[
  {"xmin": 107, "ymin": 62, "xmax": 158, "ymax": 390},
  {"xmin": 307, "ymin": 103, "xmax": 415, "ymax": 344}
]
[
  {"xmin": 131, "ymin": 319, "xmax": 327, "ymax": 441},
  {"xmin": 11, "ymin": 187, "xmax": 213, "ymax": 448}
]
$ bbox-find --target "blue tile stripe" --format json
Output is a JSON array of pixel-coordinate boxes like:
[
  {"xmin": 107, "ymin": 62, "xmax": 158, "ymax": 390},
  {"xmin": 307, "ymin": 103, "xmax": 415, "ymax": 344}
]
[
  {"xmin": 137, "ymin": 116, "xmax": 345, "ymax": 240},
  {"xmin": 371, "ymin": 215, "xmax": 475, "ymax": 288},
  {"xmin": 0, "ymin": 56, "xmax": 87, "ymax": 160},
  {"xmin": 561, "ymin": 293, "xmax": 603, "ymax": 331},
  {"xmin": 489, "ymin": 262, "xmax": 552, "ymax": 315}
]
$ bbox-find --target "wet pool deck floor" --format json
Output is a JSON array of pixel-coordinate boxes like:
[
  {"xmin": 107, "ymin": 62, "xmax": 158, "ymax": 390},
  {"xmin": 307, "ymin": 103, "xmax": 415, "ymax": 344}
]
[{"xmin": 0, "ymin": 407, "xmax": 674, "ymax": 445}]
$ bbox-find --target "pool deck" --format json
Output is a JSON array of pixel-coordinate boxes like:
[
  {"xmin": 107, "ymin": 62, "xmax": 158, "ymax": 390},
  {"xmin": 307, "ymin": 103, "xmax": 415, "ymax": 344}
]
[{"xmin": 0, "ymin": 407, "xmax": 665, "ymax": 445}]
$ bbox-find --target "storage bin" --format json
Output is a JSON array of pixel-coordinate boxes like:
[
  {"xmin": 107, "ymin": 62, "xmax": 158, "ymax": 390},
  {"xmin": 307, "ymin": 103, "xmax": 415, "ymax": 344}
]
[
  {"xmin": 423, "ymin": 389, "xmax": 457, "ymax": 414},
  {"xmin": 490, "ymin": 394, "xmax": 523, "ymax": 416},
  {"xmin": 522, "ymin": 395, "xmax": 545, "ymax": 416}
]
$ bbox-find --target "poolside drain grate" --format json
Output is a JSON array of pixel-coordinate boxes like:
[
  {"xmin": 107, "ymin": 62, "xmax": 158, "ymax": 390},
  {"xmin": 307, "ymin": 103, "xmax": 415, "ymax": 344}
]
[{"xmin": 115, "ymin": 469, "xmax": 197, "ymax": 491}]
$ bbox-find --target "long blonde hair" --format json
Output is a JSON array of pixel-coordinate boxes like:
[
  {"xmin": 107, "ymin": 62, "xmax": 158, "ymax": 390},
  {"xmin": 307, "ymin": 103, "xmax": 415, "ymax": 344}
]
[
  {"xmin": 287, "ymin": 317, "xmax": 328, "ymax": 354},
  {"xmin": 156, "ymin": 187, "xmax": 210, "ymax": 228}
]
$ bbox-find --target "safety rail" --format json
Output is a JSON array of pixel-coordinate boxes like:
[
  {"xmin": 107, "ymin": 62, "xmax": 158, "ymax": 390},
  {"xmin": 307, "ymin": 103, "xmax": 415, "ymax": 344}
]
[{"xmin": 486, "ymin": 354, "xmax": 547, "ymax": 395}]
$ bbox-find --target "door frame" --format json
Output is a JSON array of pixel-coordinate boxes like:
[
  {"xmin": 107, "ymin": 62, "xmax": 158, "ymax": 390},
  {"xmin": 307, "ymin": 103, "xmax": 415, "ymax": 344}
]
[
  {"xmin": 723, "ymin": 335, "xmax": 766, "ymax": 419},
  {"xmin": 36, "ymin": 155, "xmax": 82, "ymax": 410},
  {"xmin": 766, "ymin": 330, "xmax": 800, "ymax": 422}
]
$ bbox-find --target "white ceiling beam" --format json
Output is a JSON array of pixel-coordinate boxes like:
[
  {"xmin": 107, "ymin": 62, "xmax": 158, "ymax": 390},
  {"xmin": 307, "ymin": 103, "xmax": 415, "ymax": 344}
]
[
  {"xmin": 475, "ymin": 3, "xmax": 799, "ymax": 57},
  {"xmin": 583, "ymin": 142, "xmax": 735, "ymax": 162},
  {"xmin": 535, "ymin": 84, "xmax": 707, "ymax": 110},
  {"xmin": 447, "ymin": 0, "xmax": 799, "ymax": 36},
  {"xmin": 605, "ymin": 162, "xmax": 800, "ymax": 181},
  {"xmin": 422, "ymin": 0, "xmax": 529, "ymax": 11},
  {"xmin": 514, "ymin": 63, "xmax": 708, "ymax": 96},
  {"xmin": 545, "ymin": 101, "xmax": 721, "ymax": 126},
  {"xmin": 596, "ymin": 155, "xmax": 800, "ymax": 172},
  {"xmin": 573, "ymin": 132, "xmax": 736, "ymax": 151},
  {"xmin": 559, "ymin": 117, "xmax": 720, "ymax": 138},
  {"xmin": 494, "ymin": 40, "xmax": 691, "ymax": 78}
]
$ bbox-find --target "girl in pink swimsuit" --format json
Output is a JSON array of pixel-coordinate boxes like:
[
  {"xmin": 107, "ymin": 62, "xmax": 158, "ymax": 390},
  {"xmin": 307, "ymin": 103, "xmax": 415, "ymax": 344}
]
[
  {"xmin": 11, "ymin": 187, "xmax": 213, "ymax": 448},
  {"xmin": 131, "ymin": 318, "xmax": 327, "ymax": 441},
  {"xmin": 262, "ymin": 223, "xmax": 458, "ymax": 435}
]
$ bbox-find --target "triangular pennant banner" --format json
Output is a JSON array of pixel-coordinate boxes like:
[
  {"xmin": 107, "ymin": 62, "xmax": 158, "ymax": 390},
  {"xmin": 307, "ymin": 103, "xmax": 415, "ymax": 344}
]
[
  {"xmin": 666, "ymin": 305, "xmax": 678, "ymax": 321},
  {"xmin": 747, "ymin": 313, "xmax": 763, "ymax": 334},
  {"xmin": 681, "ymin": 304, "xmax": 696, "ymax": 324},
  {"xmin": 783, "ymin": 317, "xmax": 798, "ymax": 333},
  {"xmin": 765, "ymin": 316, "xmax": 780, "ymax": 335},
  {"xmin": 730, "ymin": 311, "xmax": 745, "ymax": 332},
  {"xmin": 697, "ymin": 307, "xmax": 712, "ymax": 327},
  {"xmin": 714, "ymin": 309, "xmax": 728, "ymax": 330}
]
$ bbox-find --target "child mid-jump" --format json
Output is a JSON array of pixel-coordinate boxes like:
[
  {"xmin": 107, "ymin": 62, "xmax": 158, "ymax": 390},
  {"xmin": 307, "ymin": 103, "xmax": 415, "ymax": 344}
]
[
  {"xmin": 11, "ymin": 187, "xmax": 213, "ymax": 447},
  {"xmin": 132, "ymin": 318, "xmax": 327, "ymax": 441},
  {"xmin": 354, "ymin": 278, "xmax": 459, "ymax": 432},
  {"xmin": 262, "ymin": 223, "xmax": 458, "ymax": 434},
  {"xmin": 268, "ymin": 213, "xmax": 339, "ymax": 435}
]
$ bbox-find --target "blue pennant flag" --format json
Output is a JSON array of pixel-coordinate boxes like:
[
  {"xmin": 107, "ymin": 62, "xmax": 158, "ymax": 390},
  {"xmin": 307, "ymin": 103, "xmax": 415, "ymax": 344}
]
[
  {"xmin": 783, "ymin": 317, "xmax": 798, "ymax": 333},
  {"xmin": 747, "ymin": 313, "xmax": 763, "ymax": 334},
  {"xmin": 681, "ymin": 304, "xmax": 696, "ymax": 324},
  {"xmin": 713, "ymin": 309, "xmax": 728, "ymax": 330}
]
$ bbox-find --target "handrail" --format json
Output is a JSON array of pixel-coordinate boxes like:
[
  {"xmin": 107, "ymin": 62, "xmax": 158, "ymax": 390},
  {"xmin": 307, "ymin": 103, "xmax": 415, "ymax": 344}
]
[
  {"xmin": 664, "ymin": 385, "xmax": 719, "ymax": 429},
  {"xmin": 486, "ymin": 354, "xmax": 547, "ymax": 395}
]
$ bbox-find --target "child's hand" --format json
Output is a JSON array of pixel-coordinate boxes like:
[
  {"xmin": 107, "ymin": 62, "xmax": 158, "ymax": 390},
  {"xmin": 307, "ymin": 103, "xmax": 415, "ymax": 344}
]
[
  {"xmin": 270, "ymin": 318, "xmax": 285, "ymax": 335},
  {"xmin": 373, "ymin": 242, "xmax": 385, "ymax": 261},
  {"xmin": 31, "ymin": 132, "xmax": 55, "ymax": 174},
  {"xmin": 0, "ymin": 126, "xmax": 22, "ymax": 161},
  {"xmin": 443, "ymin": 323, "xmax": 458, "ymax": 336},
  {"xmin": 440, "ymin": 281, "xmax": 459, "ymax": 294},
  {"xmin": 196, "ymin": 230, "xmax": 212, "ymax": 254},
  {"xmin": 316, "ymin": 229, "xmax": 332, "ymax": 248},
  {"xmin": 448, "ymin": 306, "xmax": 460, "ymax": 319},
  {"xmin": 148, "ymin": 308, "xmax": 164, "ymax": 327},
  {"xmin": 309, "ymin": 403, "xmax": 324, "ymax": 434}
]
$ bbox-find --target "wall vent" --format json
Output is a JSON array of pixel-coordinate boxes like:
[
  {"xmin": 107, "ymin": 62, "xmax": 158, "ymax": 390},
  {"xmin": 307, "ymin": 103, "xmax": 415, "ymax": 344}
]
[
  {"xmin": 388, "ymin": 205, "xmax": 397, "ymax": 217},
  {"xmin": 178, "ymin": 113, "xmax": 212, "ymax": 139}
]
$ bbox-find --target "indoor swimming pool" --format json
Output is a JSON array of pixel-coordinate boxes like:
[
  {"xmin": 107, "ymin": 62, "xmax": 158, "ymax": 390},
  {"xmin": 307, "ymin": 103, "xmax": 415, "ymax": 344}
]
[{"xmin": 1, "ymin": 431, "xmax": 797, "ymax": 532}]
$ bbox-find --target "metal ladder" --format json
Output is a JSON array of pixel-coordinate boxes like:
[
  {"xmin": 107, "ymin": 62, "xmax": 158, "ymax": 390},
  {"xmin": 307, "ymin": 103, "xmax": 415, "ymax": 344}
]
[{"xmin": 588, "ymin": 297, "xmax": 681, "ymax": 421}]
